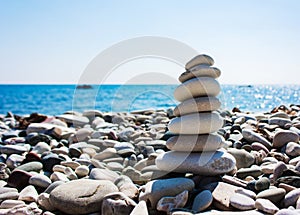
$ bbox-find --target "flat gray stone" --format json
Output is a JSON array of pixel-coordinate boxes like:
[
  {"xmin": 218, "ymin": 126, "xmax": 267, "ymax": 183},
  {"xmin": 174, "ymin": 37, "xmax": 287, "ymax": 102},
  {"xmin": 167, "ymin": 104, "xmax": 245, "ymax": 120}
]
[
  {"xmin": 166, "ymin": 133, "xmax": 224, "ymax": 152},
  {"xmin": 229, "ymin": 193, "xmax": 255, "ymax": 210},
  {"xmin": 168, "ymin": 112, "xmax": 224, "ymax": 134},
  {"xmin": 174, "ymin": 77, "xmax": 221, "ymax": 102},
  {"xmin": 179, "ymin": 65, "xmax": 221, "ymax": 83},
  {"xmin": 0, "ymin": 145, "xmax": 28, "ymax": 155},
  {"xmin": 256, "ymin": 188, "xmax": 286, "ymax": 204},
  {"xmin": 173, "ymin": 96, "xmax": 221, "ymax": 116},
  {"xmin": 156, "ymin": 150, "xmax": 236, "ymax": 175}
]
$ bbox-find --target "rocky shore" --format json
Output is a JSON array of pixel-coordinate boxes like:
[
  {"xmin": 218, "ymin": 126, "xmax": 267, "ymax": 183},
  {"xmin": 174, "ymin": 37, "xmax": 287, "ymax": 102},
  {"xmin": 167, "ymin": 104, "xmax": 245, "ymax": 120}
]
[{"xmin": 0, "ymin": 104, "xmax": 299, "ymax": 215}]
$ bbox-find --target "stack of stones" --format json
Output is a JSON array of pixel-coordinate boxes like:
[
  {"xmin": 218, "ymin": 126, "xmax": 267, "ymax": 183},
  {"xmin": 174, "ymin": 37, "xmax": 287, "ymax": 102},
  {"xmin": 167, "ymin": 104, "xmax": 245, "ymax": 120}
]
[{"xmin": 156, "ymin": 54, "xmax": 236, "ymax": 176}]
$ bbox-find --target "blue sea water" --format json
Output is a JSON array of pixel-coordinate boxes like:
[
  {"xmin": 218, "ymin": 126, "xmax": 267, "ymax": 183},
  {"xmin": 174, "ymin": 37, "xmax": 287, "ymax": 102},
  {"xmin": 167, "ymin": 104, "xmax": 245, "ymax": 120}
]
[{"xmin": 0, "ymin": 85, "xmax": 299, "ymax": 116}]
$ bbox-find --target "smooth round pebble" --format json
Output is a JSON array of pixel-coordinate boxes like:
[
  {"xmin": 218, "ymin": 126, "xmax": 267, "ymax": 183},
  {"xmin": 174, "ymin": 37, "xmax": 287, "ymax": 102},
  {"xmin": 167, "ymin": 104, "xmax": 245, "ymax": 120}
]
[
  {"xmin": 256, "ymin": 188, "xmax": 286, "ymax": 204},
  {"xmin": 29, "ymin": 174, "xmax": 52, "ymax": 188},
  {"xmin": 192, "ymin": 190, "xmax": 213, "ymax": 212},
  {"xmin": 229, "ymin": 193, "xmax": 255, "ymax": 210},
  {"xmin": 75, "ymin": 165, "xmax": 89, "ymax": 177}
]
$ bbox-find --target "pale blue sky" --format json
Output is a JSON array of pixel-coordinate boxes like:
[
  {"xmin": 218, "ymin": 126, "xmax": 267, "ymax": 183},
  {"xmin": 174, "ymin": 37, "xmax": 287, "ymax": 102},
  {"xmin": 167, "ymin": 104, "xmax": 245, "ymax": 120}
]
[{"xmin": 0, "ymin": 0, "xmax": 300, "ymax": 84}]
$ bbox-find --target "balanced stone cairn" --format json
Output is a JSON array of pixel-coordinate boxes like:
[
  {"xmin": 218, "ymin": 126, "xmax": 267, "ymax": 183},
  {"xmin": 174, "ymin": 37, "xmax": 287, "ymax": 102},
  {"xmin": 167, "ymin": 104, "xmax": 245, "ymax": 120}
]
[{"xmin": 156, "ymin": 54, "xmax": 236, "ymax": 176}]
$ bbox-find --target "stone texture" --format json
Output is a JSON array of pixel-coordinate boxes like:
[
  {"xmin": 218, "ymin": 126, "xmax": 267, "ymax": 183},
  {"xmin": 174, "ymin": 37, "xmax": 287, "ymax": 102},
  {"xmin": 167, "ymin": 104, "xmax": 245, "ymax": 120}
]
[
  {"xmin": 229, "ymin": 193, "xmax": 255, "ymax": 210},
  {"xmin": 49, "ymin": 179, "xmax": 118, "ymax": 214},
  {"xmin": 156, "ymin": 150, "xmax": 236, "ymax": 175},
  {"xmin": 166, "ymin": 133, "xmax": 224, "ymax": 152},
  {"xmin": 173, "ymin": 97, "xmax": 221, "ymax": 116},
  {"xmin": 174, "ymin": 77, "xmax": 221, "ymax": 102},
  {"xmin": 168, "ymin": 112, "xmax": 224, "ymax": 134}
]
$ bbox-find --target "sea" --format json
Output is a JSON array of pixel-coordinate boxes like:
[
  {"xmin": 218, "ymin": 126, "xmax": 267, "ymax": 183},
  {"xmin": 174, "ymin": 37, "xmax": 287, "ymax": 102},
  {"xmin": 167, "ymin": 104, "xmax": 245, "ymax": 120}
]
[{"xmin": 0, "ymin": 85, "xmax": 299, "ymax": 116}]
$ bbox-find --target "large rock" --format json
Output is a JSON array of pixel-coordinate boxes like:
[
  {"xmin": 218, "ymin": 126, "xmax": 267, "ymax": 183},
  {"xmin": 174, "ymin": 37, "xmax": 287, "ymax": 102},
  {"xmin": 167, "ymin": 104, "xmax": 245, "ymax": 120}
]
[
  {"xmin": 179, "ymin": 65, "xmax": 221, "ymax": 83},
  {"xmin": 174, "ymin": 77, "xmax": 221, "ymax": 102},
  {"xmin": 156, "ymin": 150, "xmax": 236, "ymax": 175},
  {"xmin": 173, "ymin": 97, "xmax": 221, "ymax": 116},
  {"xmin": 185, "ymin": 54, "xmax": 214, "ymax": 70},
  {"xmin": 168, "ymin": 112, "xmax": 224, "ymax": 134},
  {"xmin": 49, "ymin": 179, "xmax": 118, "ymax": 214},
  {"xmin": 166, "ymin": 133, "xmax": 224, "ymax": 152},
  {"xmin": 139, "ymin": 178, "xmax": 194, "ymax": 209},
  {"xmin": 273, "ymin": 130, "xmax": 299, "ymax": 148}
]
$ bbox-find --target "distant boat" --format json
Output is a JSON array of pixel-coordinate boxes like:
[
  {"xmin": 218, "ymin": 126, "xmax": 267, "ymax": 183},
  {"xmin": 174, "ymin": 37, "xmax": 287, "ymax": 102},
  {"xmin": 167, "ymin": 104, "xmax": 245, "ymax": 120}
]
[
  {"xmin": 76, "ymin": 85, "xmax": 93, "ymax": 89},
  {"xmin": 238, "ymin": 85, "xmax": 253, "ymax": 88}
]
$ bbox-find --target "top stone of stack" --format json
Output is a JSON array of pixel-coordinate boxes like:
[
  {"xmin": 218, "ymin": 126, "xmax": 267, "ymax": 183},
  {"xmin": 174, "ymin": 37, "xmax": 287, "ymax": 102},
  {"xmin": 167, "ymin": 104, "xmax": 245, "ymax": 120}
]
[
  {"xmin": 180, "ymin": 54, "xmax": 221, "ymax": 83},
  {"xmin": 185, "ymin": 54, "xmax": 214, "ymax": 69}
]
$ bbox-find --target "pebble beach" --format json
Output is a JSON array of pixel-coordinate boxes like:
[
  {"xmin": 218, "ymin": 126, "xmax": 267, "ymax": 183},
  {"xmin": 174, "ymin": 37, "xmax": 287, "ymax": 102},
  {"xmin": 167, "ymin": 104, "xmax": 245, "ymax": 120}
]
[
  {"xmin": 0, "ymin": 104, "xmax": 300, "ymax": 215},
  {"xmin": 1, "ymin": 55, "xmax": 300, "ymax": 215}
]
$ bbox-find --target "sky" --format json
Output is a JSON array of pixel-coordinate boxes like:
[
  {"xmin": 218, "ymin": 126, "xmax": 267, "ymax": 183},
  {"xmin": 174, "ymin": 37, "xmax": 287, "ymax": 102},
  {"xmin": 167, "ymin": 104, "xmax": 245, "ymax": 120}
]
[{"xmin": 0, "ymin": 0, "xmax": 300, "ymax": 84}]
